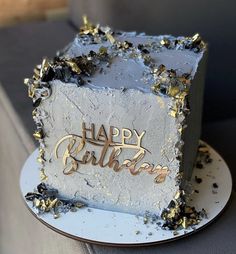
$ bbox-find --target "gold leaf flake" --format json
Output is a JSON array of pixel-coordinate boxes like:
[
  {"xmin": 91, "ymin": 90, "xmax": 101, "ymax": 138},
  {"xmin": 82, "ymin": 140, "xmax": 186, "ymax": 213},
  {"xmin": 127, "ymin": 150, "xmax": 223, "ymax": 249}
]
[
  {"xmin": 99, "ymin": 46, "xmax": 107, "ymax": 55},
  {"xmin": 168, "ymin": 86, "xmax": 180, "ymax": 97},
  {"xmin": 169, "ymin": 109, "xmax": 177, "ymax": 118},
  {"xmin": 37, "ymin": 157, "xmax": 44, "ymax": 164},
  {"xmin": 178, "ymin": 127, "xmax": 183, "ymax": 134},
  {"xmin": 160, "ymin": 38, "xmax": 170, "ymax": 47},
  {"xmin": 182, "ymin": 217, "xmax": 188, "ymax": 229},
  {"xmin": 40, "ymin": 58, "xmax": 50, "ymax": 78},
  {"xmin": 174, "ymin": 190, "xmax": 181, "ymax": 200},
  {"xmin": 192, "ymin": 33, "xmax": 201, "ymax": 43},
  {"xmin": 65, "ymin": 60, "xmax": 82, "ymax": 74},
  {"xmin": 40, "ymin": 199, "xmax": 47, "ymax": 211},
  {"xmin": 24, "ymin": 78, "xmax": 30, "ymax": 86},
  {"xmin": 48, "ymin": 198, "xmax": 58, "ymax": 209},
  {"xmin": 79, "ymin": 15, "xmax": 100, "ymax": 36},
  {"xmin": 32, "ymin": 109, "xmax": 37, "ymax": 117},
  {"xmin": 33, "ymin": 198, "xmax": 41, "ymax": 208},
  {"xmin": 106, "ymin": 33, "xmax": 116, "ymax": 44},
  {"xmin": 40, "ymin": 169, "xmax": 48, "ymax": 181},
  {"xmin": 33, "ymin": 129, "xmax": 43, "ymax": 140}
]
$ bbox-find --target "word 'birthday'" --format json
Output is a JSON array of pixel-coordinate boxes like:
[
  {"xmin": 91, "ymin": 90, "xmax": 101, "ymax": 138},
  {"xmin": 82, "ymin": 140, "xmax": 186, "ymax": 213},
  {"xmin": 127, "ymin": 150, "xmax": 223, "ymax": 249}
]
[{"xmin": 54, "ymin": 122, "xmax": 170, "ymax": 183}]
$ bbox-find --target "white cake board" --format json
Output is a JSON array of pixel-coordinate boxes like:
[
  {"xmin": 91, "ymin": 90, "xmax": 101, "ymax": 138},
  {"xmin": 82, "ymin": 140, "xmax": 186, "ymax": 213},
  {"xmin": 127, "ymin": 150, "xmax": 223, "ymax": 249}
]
[{"xmin": 20, "ymin": 142, "xmax": 232, "ymax": 246}]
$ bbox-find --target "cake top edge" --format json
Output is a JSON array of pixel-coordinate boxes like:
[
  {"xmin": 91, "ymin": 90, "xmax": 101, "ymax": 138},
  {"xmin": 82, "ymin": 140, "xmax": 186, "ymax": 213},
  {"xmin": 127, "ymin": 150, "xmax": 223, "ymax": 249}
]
[
  {"xmin": 24, "ymin": 16, "xmax": 207, "ymax": 105},
  {"xmin": 75, "ymin": 15, "xmax": 207, "ymax": 53}
]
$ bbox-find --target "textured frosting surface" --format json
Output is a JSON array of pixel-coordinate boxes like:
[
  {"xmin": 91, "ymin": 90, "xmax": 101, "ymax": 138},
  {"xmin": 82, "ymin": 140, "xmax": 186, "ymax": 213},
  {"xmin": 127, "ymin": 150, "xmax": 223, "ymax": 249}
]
[
  {"xmin": 62, "ymin": 34, "xmax": 203, "ymax": 93},
  {"xmin": 41, "ymin": 84, "xmax": 180, "ymax": 214},
  {"xmin": 29, "ymin": 30, "xmax": 206, "ymax": 216}
]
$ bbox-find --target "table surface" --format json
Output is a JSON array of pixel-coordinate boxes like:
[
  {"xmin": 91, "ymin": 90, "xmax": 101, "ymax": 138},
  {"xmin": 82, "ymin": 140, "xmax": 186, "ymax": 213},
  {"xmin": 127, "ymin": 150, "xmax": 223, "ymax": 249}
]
[{"xmin": 0, "ymin": 20, "xmax": 235, "ymax": 254}]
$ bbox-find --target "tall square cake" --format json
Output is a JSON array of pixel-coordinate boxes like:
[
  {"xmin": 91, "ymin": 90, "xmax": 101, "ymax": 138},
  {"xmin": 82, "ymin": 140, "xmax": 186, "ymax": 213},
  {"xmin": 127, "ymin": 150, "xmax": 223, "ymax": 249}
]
[{"xmin": 25, "ymin": 18, "xmax": 207, "ymax": 223}]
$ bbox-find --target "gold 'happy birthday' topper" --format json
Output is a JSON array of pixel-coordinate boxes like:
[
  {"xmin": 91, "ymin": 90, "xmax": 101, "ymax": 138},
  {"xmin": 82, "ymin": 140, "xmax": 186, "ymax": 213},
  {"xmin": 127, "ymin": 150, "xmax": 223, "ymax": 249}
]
[{"xmin": 54, "ymin": 122, "xmax": 170, "ymax": 183}]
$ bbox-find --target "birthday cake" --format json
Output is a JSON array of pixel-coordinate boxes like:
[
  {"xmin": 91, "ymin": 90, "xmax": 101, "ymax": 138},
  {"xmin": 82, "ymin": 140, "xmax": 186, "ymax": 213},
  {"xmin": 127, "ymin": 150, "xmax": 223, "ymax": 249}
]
[{"xmin": 24, "ymin": 17, "xmax": 207, "ymax": 227}]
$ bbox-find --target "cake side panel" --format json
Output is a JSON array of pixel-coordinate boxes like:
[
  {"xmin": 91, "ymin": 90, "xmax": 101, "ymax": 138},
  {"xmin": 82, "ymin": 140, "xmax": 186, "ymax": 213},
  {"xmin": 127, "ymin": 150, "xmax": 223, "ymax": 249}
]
[
  {"xmin": 40, "ymin": 82, "xmax": 181, "ymax": 215},
  {"xmin": 182, "ymin": 52, "xmax": 207, "ymax": 180}
]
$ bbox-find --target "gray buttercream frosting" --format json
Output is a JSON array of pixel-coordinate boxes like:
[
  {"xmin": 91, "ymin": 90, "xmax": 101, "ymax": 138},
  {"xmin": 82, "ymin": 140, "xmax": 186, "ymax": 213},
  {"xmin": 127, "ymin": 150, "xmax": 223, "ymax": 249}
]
[{"xmin": 26, "ymin": 28, "xmax": 207, "ymax": 216}]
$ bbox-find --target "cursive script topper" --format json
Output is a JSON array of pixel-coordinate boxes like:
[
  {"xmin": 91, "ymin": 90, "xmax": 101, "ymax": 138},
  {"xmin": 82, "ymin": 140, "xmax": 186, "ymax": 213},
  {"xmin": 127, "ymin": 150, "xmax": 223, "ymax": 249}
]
[{"xmin": 54, "ymin": 122, "xmax": 170, "ymax": 183}]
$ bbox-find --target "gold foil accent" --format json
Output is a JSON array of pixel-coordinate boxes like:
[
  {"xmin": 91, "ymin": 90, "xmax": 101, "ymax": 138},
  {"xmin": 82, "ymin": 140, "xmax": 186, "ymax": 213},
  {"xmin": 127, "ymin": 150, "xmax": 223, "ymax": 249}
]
[
  {"xmin": 33, "ymin": 68, "xmax": 40, "ymax": 79},
  {"xmin": 192, "ymin": 33, "xmax": 201, "ymax": 43},
  {"xmin": 32, "ymin": 109, "xmax": 37, "ymax": 117},
  {"xmin": 182, "ymin": 216, "xmax": 188, "ymax": 229},
  {"xmin": 40, "ymin": 169, "xmax": 48, "ymax": 181},
  {"xmin": 160, "ymin": 38, "xmax": 170, "ymax": 47},
  {"xmin": 169, "ymin": 109, "xmax": 177, "ymax": 118},
  {"xmin": 33, "ymin": 129, "xmax": 43, "ymax": 140},
  {"xmin": 99, "ymin": 46, "xmax": 107, "ymax": 55},
  {"xmin": 168, "ymin": 86, "xmax": 180, "ymax": 97},
  {"xmin": 25, "ymin": 183, "xmax": 87, "ymax": 219},
  {"xmin": 40, "ymin": 58, "xmax": 50, "ymax": 78},
  {"xmin": 106, "ymin": 33, "xmax": 116, "ymax": 44},
  {"xmin": 39, "ymin": 148, "xmax": 45, "ymax": 159},
  {"xmin": 48, "ymin": 198, "xmax": 58, "ymax": 209},
  {"xmin": 79, "ymin": 15, "xmax": 100, "ymax": 36},
  {"xmin": 161, "ymin": 189, "xmax": 205, "ymax": 230},
  {"xmin": 37, "ymin": 156, "xmax": 44, "ymax": 164},
  {"xmin": 65, "ymin": 60, "xmax": 82, "ymax": 74},
  {"xmin": 28, "ymin": 81, "xmax": 39, "ymax": 98},
  {"xmin": 24, "ymin": 78, "xmax": 30, "ymax": 86},
  {"xmin": 174, "ymin": 190, "xmax": 181, "ymax": 200},
  {"xmin": 33, "ymin": 198, "xmax": 41, "ymax": 208},
  {"xmin": 150, "ymin": 62, "xmax": 192, "ymax": 120},
  {"xmin": 178, "ymin": 126, "xmax": 183, "ymax": 134}
]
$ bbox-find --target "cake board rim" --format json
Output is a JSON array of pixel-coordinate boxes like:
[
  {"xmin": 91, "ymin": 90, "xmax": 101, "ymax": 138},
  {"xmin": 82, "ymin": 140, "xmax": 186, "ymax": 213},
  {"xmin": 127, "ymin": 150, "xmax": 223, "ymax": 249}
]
[{"xmin": 19, "ymin": 140, "xmax": 233, "ymax": 247}]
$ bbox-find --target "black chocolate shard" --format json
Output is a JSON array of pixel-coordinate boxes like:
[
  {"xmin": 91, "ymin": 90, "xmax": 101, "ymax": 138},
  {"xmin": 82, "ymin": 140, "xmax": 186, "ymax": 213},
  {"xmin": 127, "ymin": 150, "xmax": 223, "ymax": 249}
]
[
  {"xmin": 161, "ymin": 189, "xmax": 205, "ymax": 230},
  {"xmin": 195, "ymin": 176, "xmax": 202, "ymax": 184},
  {"xmin": 25, "ymin": 192, "xmax": 42, "ymax": 201},
  {"xmin": 159, "ymin": 86, "xmax": 167, "ymax": 95},
  {"xmin": 168, "ymin": 200, "xmax": 176, "ymax": 209},
  {"xmin": 62, "ymin": 66, "xmax": 73, "ymax": 82},
  {"xmin": 88, "ymin": 50, "xmax": 97, "ymax": 57},
  {"xmin": 54, "ymin": 67, "xmax": 64, "ymax": 80},
  {"xmin": 24, "ymin": 183, "xmax": 86, "ymax": 218},
  {"xmin": 137, "ymin": 44, "xmax": 144, "ymax": 50},
  {"xmin": 33, "ymin": 98, "xmax": 42, "ymax": 108},
  {"xmin": 213, "ymin": 183, "xmax": 218, "ymax": 188},
  {"xmin": 37, "ymin": 182, "xmax": 48, "ymax": 194},
  {"xmin": 74, "ymin": 76, "xmax": 85, "ymax": 86},
  {"xmin": 41, "ymin": 67, "xmax": 55, "ymax": 82},
  {"xmin": 205, "ymin": 155, "xmax": 213, "ymax": 164},
  {"xmin": 142, "ymin": 48, "xmax": 150, "ymax": 54},
  {"xmin": 196, "ymin": 161, "xmax": 203, "ymax": 169}
]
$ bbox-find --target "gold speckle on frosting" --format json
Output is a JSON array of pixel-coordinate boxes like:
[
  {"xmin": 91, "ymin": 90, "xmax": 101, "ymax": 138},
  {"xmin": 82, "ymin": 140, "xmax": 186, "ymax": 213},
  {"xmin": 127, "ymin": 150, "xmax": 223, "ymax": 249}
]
[
  {"xmin": 40, "ymin": 169, "xmax": 48, "ymax": 181},
  {"xmin": 33, "ymin": 129, "xmax": 44, "ymax": 140}
]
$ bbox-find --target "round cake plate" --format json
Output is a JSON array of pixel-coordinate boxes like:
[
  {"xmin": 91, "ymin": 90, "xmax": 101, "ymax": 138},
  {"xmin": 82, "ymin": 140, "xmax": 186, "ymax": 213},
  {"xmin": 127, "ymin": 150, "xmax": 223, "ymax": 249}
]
[{"xmin": 20, "ymin": 142, "xmax": 232, "ymax": 246}]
